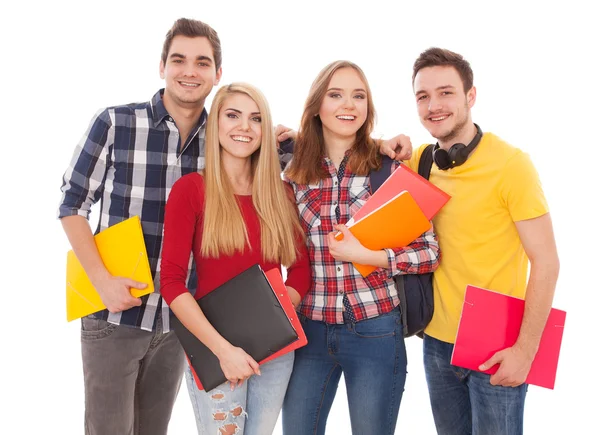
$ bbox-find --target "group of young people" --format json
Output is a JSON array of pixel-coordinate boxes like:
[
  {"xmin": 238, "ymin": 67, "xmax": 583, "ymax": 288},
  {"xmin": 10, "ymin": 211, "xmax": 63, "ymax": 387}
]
[{"xmin": 58, "ymin": 17, "xmax": 560, "ymax": 435}]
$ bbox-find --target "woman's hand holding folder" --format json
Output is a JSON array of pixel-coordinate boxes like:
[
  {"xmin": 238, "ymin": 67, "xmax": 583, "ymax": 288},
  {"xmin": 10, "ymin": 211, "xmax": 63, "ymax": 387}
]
[{"xmin": 216, "ymin": 344, "xmax": 261, "ymax": 390}]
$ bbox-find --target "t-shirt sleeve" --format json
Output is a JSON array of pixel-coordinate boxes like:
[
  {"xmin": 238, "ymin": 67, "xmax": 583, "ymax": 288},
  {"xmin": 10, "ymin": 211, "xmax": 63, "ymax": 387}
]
[
  {"xmin": 500, "ymin": 151, "xmax": 549, "ymax": 222},
  {"xmin": 406, "ymin": 144, "xmax": 427, "ymax": 172}
]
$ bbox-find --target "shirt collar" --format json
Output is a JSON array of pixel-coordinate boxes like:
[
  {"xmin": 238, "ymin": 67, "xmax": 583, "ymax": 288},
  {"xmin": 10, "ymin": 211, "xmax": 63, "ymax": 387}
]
[{"xmin": 150, "ymin": 89, "xmax": 208, "ymax": 128}]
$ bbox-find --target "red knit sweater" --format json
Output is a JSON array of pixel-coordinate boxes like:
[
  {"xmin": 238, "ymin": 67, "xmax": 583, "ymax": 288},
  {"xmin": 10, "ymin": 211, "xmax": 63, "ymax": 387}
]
[{"xmin": 160, "ymin": 172, "xmax": 310, "ymax": 305}]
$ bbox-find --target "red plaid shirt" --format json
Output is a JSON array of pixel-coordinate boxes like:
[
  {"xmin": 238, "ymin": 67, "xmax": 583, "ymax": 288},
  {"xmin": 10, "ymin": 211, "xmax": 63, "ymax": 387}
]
[{"xmin": 285, "ymin": 156, "xmax": 441, "ymax": 324}]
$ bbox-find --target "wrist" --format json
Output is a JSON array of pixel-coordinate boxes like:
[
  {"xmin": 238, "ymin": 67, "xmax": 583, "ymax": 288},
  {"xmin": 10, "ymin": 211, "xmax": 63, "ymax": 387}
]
[
  {"xmin": 90, "ymin": 269, "xmax": 112, "ymax": 288},
  {"xmin": 514, "ymin": 339, "xmax": 538, "ymax": 362},
  {"xmin": 213, "ymin": 340, "xmax": 233, "ymax": 360}
]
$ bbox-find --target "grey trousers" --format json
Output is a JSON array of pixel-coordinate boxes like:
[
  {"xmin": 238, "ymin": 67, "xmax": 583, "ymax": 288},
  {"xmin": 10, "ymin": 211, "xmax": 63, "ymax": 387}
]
[{"xmin": 81, "ymin": 315, "xmax": 185, "ymax": 435}]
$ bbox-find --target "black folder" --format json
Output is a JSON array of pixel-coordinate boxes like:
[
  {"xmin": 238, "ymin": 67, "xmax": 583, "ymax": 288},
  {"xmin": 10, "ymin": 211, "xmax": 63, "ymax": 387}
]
[{"xmin": 171, "ymin": 264, "xmax": 298, "ymax": 392}]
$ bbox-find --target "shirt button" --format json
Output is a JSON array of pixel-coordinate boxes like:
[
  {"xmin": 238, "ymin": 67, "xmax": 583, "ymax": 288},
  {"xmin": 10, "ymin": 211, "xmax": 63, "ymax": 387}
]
[
  {"xmin": 338, "ymin": 290, "xmax": 344, "ymax": 294},
  {"xmin": 334, "ymin": 181, "xmax": 338, "ymax": 186},
  {"xmin": 333, "ymin": 201, "xmax": 337, "ymax": 206},
  {"xmin": 337, "ymin": 266, "xmax": 341, "ymax": 272},
  {"xmin": 168, "ymin": 116, "xmax": 173, "ymax": 122}
]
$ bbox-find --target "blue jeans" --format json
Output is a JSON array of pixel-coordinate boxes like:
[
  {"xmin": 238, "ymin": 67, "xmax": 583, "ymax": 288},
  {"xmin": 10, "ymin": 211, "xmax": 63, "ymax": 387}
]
[
  {"xmin": 423, "ymin": 334, "xmax": 528, "ymax": 435},
  {"xmin": 282, "ymin": 309, "xmax": 407, "ymax": 435},
  {"xmin": 184, "ymin": 351, "xmax": 294, "ymax": 435}
]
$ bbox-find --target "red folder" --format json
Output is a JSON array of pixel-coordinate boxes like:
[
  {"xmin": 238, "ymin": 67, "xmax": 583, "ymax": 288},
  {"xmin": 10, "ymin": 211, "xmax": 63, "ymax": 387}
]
[
  {"xmin": 187, "ymin": 268, "xmax": 307, "ymax": 390},
  {"xmin": 451, "ymin": 285, "xmax": 566, "ymax": 389},
  {"xmin": 354, "ymin": 162, "xmax": 450, "ymax": 222}
]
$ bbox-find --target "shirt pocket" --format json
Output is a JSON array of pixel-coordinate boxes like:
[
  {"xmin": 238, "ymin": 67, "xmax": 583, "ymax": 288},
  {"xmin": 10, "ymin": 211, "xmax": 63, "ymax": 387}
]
[
  {"xmin": 348, "ymin": 180, "xmax": 370, "ymax": 217},
  {"xmin": 296, "ymin": 187, "xmax": 322, "ymax": 233}
]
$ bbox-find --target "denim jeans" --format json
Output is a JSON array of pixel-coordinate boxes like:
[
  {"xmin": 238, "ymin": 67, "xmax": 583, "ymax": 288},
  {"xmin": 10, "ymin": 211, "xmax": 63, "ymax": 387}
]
[
  {"xmin": 282, "ymin": 309, "xmax": 407, "ymax": 435},
  {"xmin": 80, "ymin": 315, "xmax": 185, "ymax": 435},
  {"xmin": 185, "ymin": 351, "xmax": 294, "ymax": 435},
  {"xmin": 423, "ymin": 334, "xmax": 528, "ymax": 435}
]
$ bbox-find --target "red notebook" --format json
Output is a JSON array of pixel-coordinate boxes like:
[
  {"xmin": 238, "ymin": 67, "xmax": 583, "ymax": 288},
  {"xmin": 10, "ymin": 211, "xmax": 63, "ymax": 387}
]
[
  {"xmin": 187, "ymin": 268, "xmax": 307, "ymax": 390},
  {"xmin": 353, "ymin": 162, "xmax": 450, "ymax": 223},
  {"xmin": 451, "ymin": 285, "xmax": 566, "ymax": 390}
]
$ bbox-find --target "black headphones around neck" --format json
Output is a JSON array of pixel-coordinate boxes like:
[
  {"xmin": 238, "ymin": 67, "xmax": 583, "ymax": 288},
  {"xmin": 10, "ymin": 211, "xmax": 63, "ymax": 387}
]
[{"xmin": 432, "ymin": 124, "xmax": 483, "ymax": 170}]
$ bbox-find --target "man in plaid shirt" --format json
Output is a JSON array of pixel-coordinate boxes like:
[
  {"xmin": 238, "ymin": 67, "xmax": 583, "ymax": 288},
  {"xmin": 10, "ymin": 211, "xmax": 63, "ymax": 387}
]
[{"xmin": 58, "ymin": 18, "xmax": 302, "ymax": 434}]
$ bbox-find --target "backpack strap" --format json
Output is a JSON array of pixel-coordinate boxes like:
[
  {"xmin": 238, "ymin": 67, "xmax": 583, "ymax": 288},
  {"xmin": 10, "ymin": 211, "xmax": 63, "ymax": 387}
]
[
  {"xmin": 369, "ymin": 155, "xmax": 395, "ymax": 194},
  {"xmin": 418, "ymin": 144, "xmax": 435, "ymax": 180}
]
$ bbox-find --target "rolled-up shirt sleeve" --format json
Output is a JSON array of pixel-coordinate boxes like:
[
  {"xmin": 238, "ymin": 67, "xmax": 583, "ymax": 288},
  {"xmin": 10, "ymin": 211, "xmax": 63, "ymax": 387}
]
[
  {"xmin": 384, "ymin": 225, "xmax": 441, "ymax": 277},
  {"xmin": 57, "ymin": 109, "xmax": 113, "ymax": 219}
]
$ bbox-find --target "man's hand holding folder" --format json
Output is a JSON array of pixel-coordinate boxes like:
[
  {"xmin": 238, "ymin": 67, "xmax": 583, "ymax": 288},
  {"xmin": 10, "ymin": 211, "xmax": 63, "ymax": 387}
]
[
  {"xmin": 65, "ymin": 216, "xmax": 154, "ymax": 322},
  {"xmin": 91, "ymin": 274, "xmax": 146, "ymax": 313}
]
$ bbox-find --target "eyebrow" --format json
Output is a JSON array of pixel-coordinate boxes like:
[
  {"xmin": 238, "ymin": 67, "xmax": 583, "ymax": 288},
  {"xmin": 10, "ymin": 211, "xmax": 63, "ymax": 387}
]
[
  {"xmin": 169, "ymin": 53, "xmax": 214, "ymax": 63},
  {"xmin": 224, "ymin": 108, "xmax": 261, "ymax": 115},
  {"xmin": 327, "ymin": 87, "xmax": 367, "ymax": 93},
  {"xmin": 415, "ymin": 85, "xmax": 456, "ymax": 95}
]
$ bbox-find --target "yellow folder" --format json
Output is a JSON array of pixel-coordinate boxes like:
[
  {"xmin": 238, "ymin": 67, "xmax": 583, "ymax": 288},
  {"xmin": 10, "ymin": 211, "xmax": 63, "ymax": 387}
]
[{"xmin": 66, "ymin": 216, "xmax": 154, "ymax": 322}]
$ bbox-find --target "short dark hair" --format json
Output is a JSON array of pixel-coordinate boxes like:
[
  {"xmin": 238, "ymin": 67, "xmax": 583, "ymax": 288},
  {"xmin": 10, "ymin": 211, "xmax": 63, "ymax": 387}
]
[
  {"xmin": 412, "ymin": 47, "xmax": 473, "ymax": 93},
  {"xmin": 161, "ymin": 18, "xmax": 222, "ymax": 71}
]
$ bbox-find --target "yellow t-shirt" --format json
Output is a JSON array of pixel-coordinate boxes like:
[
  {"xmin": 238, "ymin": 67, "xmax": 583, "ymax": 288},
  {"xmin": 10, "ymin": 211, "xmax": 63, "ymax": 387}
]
[{"xmin": 408, "ymin": 132, "xmax": 549, "ymax": 343}]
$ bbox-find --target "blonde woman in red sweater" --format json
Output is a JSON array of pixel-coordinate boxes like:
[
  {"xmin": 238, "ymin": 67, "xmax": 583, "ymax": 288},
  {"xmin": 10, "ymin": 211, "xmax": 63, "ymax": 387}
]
[{"xmin": 160, "ymin": 83, "xmax": 310, "ymax": 435}]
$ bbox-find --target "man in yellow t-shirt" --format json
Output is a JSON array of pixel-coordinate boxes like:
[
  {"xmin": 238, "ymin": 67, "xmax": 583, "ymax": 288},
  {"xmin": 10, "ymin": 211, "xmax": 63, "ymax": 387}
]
[{"xmin": 384, "ymin": 48, "xmax": 560, "ymax": 435}]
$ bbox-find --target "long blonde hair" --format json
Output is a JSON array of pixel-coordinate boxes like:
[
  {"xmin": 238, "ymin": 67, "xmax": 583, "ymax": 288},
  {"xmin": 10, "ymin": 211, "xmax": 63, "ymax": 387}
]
[
  {"xmin": 285, "ymin": 60, "xmax": 380, "ymax": 185},
  {"xmin": 201, "ymin": 83, "xmax": 303, "ymax": 266}
]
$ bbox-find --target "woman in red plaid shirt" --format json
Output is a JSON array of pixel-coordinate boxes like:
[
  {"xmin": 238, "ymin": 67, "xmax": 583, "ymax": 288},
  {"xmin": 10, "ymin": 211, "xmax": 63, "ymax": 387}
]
[{"xmin": 282, "ymin": 61, "xmax": 441, "ymax": 435}]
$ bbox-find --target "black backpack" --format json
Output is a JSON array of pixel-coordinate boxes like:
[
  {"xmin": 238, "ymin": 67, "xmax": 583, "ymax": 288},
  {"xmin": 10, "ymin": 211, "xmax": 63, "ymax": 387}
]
[{"xmin": 369, "ymin": 146, "xmax": 435, "ymax": 338}]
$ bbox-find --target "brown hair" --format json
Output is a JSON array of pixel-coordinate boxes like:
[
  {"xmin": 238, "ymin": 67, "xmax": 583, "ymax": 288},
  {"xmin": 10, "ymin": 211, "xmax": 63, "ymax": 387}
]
[
  {"xmin": 412, "ymin": 47, "xmax": 473, "ymax": 93},
  {"xmin": 285, "ymin": 60, "xmax": 380, "ymax": 185},
  {"xmin": 161, "ymin": 18, "xmax": 222, "ymax": 71}
]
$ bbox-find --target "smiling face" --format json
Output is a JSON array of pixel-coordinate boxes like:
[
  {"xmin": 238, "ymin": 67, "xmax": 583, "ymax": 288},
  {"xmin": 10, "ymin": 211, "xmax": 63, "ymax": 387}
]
[
  {"xmin": 414, "ymin": 65, "xmax": 475, "ymax": 145},
  {"xmin": 159, "ymin": 35, "xmax": 222, "ymax": 109},
  {"xmin": 318, "ymin": 67, "xmax": 368, "ymax": 143},
  {"xmin": 218, "ymin": 93, "xmax": 262, "ymax": 162}
]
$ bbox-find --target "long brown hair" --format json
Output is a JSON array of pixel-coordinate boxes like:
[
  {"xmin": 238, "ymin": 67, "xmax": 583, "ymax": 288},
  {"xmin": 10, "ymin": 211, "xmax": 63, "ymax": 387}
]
[
  {"xmin": 202, "ymin": 83, "xmax": 303, "ymax": 266},
  {"xmin": 286, "ymin": 60, "xmax": 380, "ymax": 185}
]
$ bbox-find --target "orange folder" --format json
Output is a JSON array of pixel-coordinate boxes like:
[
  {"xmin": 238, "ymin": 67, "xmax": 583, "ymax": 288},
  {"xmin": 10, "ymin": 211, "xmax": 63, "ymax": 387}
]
[
  {"xmin": 335, "ymin": 190, "xmax": 431, "ymax": 277},
  {"xmin": 356, "ymin": 163, "xmax": 450, "ymax": 222},
  {"xmin": 65, "ymin": 216, "xmax": 154, "ymax": 321},
  {"xmin": 187, "ymin": 268, "xmax": 307, "ymax": 391},
  {"xmin": 451, "ymin": 285, "xmax": 566, "ymax": 390}
]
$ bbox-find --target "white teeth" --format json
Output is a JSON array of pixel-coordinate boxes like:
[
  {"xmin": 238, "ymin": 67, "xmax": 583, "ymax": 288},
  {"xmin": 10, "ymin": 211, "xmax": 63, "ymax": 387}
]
[
  {"xmin": 180, "ymin": 82, "xmax": 199, "ymax": 87},
  {"xmin": 431, "ymin": 116, "xmax": 447, "ymax": 121},
  {"xmin": 232, "ymin": 135, "xmax": 251, "ymax": 142},
  {"xmin": 337, "ymin": 115, "xmax": 355, "ymax": 120}
]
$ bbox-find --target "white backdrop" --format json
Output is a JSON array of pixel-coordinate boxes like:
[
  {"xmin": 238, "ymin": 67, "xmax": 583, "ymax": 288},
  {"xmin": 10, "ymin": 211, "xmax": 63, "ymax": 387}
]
[{"xmin": 2, "ymin": 0, "xmax": 598, "ymax": 433}]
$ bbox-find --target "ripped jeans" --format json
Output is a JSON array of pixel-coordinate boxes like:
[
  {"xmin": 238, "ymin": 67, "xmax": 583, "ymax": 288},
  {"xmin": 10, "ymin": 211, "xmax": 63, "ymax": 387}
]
[{"xmin": 184, "ymin": 351, "xmax": 294, "ymax": 435}]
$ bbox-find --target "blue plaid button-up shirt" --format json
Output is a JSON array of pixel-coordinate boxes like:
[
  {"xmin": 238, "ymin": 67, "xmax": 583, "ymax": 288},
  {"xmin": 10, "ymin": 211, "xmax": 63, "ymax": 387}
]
[{"xmin": 59, "ymin": 89, "xmax": 207, "ymax": 331}]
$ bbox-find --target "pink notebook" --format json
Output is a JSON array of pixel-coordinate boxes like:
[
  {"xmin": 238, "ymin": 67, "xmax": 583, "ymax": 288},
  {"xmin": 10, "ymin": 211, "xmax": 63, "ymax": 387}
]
[
  {"xmin": 351, "ymin": 163, "xmax": 450, "ymax": 224},
  {"xmin": 451, "ymin": 285, "xmax": 566, "ymax": 389}
]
